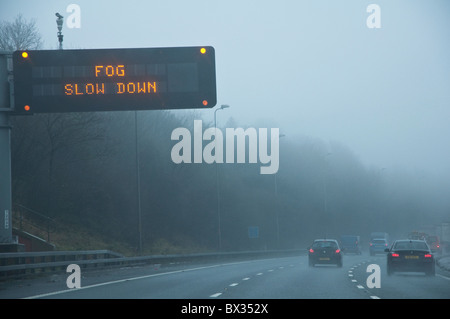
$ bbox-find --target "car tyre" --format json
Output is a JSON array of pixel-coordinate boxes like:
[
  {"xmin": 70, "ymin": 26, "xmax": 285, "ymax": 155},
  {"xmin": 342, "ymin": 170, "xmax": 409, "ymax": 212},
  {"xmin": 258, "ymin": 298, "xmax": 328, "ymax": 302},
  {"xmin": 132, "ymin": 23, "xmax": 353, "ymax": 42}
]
[{"xmin": 387, "ymin": 265, "xmax": 392, "ymax": 276}]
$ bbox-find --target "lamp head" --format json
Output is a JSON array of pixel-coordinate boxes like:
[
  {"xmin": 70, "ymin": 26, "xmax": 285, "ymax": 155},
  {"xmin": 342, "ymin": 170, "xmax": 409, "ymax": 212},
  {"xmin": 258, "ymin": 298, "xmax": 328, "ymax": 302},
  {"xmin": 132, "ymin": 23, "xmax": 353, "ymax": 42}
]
[{"xmin": 56, "ymin": 13, "xmax": 64, "ymax": 32}]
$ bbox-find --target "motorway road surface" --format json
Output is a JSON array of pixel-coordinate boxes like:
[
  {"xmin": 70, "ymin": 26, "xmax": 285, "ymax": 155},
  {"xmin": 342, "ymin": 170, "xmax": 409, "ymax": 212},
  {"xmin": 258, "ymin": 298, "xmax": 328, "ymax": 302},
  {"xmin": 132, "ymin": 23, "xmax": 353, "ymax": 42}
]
[{"xmin": 1, "ymin": 253, "xmax": 449, "ymax": 300}]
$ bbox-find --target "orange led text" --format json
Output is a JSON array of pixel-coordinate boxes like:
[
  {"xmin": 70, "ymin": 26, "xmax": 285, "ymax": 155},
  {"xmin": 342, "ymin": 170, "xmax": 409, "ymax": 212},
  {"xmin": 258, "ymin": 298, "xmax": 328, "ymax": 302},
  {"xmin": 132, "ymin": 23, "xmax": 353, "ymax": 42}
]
[
  {"xmin": 65, "ymin": 83, "xmax": 105, "ymax": 95},
  {"xmin": 95, "ymin": 65, "xmax": 125, "ymax": 77},
  {"xmin": 116, "ymin": 81, "xmax": 157, "ymax": 94},
  {"xmin": 64, "ymin": 64, "xmax": 158, "ymax": 96}
]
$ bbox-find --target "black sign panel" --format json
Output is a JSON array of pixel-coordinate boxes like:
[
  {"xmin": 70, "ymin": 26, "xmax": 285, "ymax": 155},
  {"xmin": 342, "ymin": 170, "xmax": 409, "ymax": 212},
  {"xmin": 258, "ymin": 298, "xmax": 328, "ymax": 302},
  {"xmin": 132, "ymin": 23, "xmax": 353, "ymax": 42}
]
[{"xmin": 12, "ymin": 46, "xmax": 216, "ymax": 114}]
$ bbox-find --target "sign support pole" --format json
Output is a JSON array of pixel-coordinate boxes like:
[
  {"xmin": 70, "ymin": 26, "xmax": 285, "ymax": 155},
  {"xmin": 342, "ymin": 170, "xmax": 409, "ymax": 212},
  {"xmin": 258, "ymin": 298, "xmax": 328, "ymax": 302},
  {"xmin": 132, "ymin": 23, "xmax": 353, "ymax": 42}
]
[{"xmin": 0, "ymin": 52, "xmax": 13, "ymax": 247}]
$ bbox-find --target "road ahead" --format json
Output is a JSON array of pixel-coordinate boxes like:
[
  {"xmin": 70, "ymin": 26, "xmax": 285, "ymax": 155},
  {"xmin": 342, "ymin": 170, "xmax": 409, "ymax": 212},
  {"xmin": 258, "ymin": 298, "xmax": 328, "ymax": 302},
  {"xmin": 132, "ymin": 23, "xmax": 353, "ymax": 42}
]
[{"xmin": 2, "ymin": 253, "xmax": 449, "ymax": 300}]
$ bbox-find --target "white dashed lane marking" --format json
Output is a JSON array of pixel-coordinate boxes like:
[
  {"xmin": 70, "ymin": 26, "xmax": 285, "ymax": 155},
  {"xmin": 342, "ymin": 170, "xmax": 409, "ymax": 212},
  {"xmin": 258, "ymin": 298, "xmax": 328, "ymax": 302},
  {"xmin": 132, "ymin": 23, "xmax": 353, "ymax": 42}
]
[
  {"xmin": 349, "ymin": 261, "xmax": 381, "ymax": 299},
  {"xmin": 208, "ymin": 263, "xmax": 303, "ymax": 298}
]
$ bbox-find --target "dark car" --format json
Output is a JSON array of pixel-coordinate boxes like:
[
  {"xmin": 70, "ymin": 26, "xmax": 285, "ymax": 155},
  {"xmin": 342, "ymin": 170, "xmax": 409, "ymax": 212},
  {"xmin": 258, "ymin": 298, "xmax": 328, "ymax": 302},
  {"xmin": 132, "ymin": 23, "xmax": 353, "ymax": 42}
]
[
  {"xmin": 340, "ymin": 235, "xmax": 362, "ymax": 254},
  {"xmin": 308, "ymin": 239, "xmax": 343, "ymax": 267},
  {"xmin": 370, "ymin": 238, "xmax": 389, "ymax": 256},
  {"xmin": 385, "ymin": 239, "xmax": 435, "ymax": 276}
]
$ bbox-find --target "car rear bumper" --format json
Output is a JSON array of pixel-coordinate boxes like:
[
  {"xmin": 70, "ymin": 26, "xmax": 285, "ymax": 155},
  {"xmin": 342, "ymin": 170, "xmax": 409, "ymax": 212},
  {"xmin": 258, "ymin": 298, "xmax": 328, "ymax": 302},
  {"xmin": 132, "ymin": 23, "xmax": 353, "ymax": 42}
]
[
  {"xmin": 388, "ymin": 260, "xmax": 435, "ymax": 273},
  {"xmin": 370, "ymin": 247, "xmax": 387, "ymax": 254},
  {"xmin": 309, "ymin": 255, "xmax": 342, "ymax": 265}
]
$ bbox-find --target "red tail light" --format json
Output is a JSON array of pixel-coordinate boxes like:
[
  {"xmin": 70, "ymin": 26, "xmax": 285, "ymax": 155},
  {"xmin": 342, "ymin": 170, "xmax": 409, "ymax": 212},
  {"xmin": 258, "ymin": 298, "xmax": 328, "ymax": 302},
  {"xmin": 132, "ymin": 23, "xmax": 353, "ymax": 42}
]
[
  {"xmin": 309, "ymin": 248, "xmax": 314, "ymax": 253},
  {"xmin": 335, "ymin": 249, "xmax": 340, "ymax": 254},
  {"xmin": 391, "ymin": 253, "xmax": 400, "ymax": 257},
  {"xmin": 424, "ymin": 254, "xmax": 432, "ymax": 258}
]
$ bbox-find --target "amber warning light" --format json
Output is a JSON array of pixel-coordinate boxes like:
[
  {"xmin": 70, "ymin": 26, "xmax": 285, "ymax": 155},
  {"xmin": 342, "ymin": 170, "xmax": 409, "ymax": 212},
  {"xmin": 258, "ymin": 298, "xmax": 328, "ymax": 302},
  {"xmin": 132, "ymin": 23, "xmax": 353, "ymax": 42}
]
[{"xmin": 12, "ymin": 46, "xmax": 216, "ymax": 114}]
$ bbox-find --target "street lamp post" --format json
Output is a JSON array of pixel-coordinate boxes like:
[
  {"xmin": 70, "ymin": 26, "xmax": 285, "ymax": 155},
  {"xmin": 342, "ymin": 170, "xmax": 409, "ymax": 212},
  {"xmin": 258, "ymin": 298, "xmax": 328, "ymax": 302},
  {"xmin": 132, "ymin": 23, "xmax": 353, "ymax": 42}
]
[
  {"xmin": 274, "ymin": 134, "xmax": 285, "ymax": 248},
  {"xmin": 55, "ymin": 13, "xmax": 64, "ymax": 50},
  {"xmin": 322, "ymin": 152, "xmax": 332, "ymax": 236},
  {"xmin": 214, "ymin": 104, "xmax": 229, "ymax": 250},
  {"xmin": 135, "ymin": 111, "xmax": 142, "ymax": 255}
]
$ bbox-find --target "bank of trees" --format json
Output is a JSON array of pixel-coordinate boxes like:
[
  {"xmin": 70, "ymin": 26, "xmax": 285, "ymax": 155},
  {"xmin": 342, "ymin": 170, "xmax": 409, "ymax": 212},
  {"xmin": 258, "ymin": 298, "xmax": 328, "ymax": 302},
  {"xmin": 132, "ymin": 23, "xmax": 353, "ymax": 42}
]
[{"xmin": 10, "ymin": 109, "xmax": 450, "ymax": 253}]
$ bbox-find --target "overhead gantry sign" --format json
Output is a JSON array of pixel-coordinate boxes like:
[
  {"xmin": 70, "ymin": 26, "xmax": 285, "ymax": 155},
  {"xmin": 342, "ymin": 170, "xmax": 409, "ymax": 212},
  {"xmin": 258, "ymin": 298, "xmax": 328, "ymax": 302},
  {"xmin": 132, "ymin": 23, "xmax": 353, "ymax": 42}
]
[{"xmin": 12, "ymin": 46, "xmax": 216, "ymax": 114}]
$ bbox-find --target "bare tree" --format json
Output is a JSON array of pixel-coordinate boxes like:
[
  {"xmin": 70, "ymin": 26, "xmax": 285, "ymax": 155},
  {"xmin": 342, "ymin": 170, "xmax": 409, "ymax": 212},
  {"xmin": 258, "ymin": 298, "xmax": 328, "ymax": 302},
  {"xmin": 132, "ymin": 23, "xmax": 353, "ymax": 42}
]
[
  {"xmin": 2, "ymin": 13, "xmax": 111, "ymax": 225},
  {"xmin": 0, "ymin": 14, "xmax": 42, "ymax": 50}
]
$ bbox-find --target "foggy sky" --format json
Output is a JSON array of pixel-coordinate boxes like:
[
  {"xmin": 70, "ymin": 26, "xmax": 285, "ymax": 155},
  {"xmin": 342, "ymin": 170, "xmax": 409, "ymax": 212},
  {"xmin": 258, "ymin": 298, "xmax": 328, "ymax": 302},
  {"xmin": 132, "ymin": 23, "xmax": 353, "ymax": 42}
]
[{"xmin": 1, "ymin": 0, "xmax": 450, "ymax": 178}]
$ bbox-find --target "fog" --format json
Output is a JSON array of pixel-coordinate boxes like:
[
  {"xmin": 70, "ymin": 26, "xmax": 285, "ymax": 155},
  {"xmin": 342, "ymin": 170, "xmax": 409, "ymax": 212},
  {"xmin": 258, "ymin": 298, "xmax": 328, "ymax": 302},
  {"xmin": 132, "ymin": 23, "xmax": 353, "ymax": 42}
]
[
  {"xmin": 2, "ymin": 0, "xmax": 450, "ymax": 253},
  {"xmin": 3, "ymin": 0, "xmax": 450, "ymax": 174}
]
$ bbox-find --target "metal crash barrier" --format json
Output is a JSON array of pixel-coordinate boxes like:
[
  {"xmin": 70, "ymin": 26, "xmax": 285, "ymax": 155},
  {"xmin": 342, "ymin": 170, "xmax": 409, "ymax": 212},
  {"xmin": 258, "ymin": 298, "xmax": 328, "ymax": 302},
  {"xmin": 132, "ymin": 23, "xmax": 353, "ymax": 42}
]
[{"xmin": 0, "ymin": 249, "xmax": 304, "ymax": 280}]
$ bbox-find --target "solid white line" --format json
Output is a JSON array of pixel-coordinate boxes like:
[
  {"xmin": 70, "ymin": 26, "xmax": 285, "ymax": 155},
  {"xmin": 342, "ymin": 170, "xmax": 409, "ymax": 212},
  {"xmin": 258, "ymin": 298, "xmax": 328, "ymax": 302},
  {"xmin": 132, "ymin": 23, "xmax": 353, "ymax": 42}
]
[
  {"xmin": 437, "ymin": 274, "xmax": 450, "ymax": 281},
  {"xmin": 24, "ymin": 262, "xmax": 236, "ymax": 299}
]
